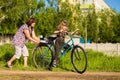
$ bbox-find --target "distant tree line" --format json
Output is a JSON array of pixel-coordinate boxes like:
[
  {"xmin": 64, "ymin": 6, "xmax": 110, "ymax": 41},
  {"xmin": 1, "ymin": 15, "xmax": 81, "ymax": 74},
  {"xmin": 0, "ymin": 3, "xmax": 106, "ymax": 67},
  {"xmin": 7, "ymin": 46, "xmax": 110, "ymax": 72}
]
[{"xmin": 0, "ymin": 0, "xmax": 120, "ymax": 43}]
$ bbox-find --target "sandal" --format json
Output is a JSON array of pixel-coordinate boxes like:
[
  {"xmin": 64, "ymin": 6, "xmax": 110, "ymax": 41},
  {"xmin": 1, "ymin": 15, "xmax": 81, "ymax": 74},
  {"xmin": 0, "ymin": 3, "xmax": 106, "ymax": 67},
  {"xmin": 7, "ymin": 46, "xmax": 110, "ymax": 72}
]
[
  {"xmin": 7, "ymin": 63, "xmax": 12, "ymax": 68},
  {"xmin": 52, "ymin": 60, "xmax": 57, "ymax": 67},
  {"xmin": 52, "ymin": 63, "xmax": 56, "ymax": 67}
]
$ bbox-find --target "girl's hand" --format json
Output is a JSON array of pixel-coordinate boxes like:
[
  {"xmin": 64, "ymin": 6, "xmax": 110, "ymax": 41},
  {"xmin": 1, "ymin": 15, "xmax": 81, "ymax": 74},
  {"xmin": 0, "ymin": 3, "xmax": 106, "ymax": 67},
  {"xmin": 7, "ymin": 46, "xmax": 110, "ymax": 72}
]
[
  {"xmin": 54, "ymin": 30, "xmax": 60, "ymax": 34},
  {"xmin": 71, "ymin": 28, "xmax": 79, "ymax": 35},
  {"xmin": 76, "ymin": 28, "xmax": 79, "ymax": 31}
]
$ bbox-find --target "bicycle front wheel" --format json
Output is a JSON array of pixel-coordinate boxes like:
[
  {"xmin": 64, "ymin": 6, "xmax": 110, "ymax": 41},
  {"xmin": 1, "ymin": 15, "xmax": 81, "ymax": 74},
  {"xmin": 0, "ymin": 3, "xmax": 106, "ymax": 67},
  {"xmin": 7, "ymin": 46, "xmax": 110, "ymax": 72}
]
[
  {"xmin": 33, "ymin": 44, "xmax": 54, "ymax": 69},
  {"xmin": 71, "ymin": 45, "xmax": 88, "ymax": 74}
]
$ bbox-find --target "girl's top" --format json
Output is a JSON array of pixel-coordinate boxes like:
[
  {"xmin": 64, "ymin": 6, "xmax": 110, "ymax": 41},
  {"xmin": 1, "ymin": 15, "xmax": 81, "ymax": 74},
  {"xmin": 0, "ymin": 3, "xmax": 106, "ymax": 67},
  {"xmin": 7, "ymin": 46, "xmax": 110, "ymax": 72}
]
[
  {"xmin": 12, "ymin": 24, "xmax": 32, "ymax": 48},
  {"xmin": 56, "ymin": 31, "xmax": 66, "ymax": 38}
]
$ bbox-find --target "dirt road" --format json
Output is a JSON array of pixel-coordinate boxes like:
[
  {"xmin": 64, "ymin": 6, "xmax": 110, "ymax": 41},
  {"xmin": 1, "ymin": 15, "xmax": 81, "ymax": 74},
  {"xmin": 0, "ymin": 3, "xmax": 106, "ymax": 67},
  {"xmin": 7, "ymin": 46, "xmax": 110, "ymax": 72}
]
[{"xmin": 0, "ymin": 70, "xmax": 120, "ymax": 80}]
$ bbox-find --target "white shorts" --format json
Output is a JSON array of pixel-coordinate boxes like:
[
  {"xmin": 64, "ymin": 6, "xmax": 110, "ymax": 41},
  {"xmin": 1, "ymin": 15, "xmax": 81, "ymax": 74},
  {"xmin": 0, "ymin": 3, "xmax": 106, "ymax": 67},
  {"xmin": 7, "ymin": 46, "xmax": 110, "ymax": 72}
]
[{"xmin": 14, "ymin": 45, "xmax": 28, "ymax": 59}]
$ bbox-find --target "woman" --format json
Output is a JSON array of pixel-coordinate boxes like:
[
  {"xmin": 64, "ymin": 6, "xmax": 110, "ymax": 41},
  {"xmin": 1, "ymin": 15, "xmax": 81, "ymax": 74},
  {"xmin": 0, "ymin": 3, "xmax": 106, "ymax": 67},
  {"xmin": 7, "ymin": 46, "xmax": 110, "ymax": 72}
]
[
  {"xmin": 53, "ymin": 20, "xmax": 68, "ymax": 67},
  {"xmin": 7, "ymin": 18, "xmax": 40, "ymax": 68}
]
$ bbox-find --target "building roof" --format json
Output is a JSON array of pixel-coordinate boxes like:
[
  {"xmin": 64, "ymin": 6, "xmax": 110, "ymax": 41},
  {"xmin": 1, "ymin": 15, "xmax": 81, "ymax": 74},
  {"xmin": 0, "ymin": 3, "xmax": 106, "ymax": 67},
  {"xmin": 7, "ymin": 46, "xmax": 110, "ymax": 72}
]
[
  {"xmin": 61, "ymin": 0, "xmax": 110, "ymax": 10},
  {"xmin": 94, "ymin": 0, "xmax": 110, "ymax": 9}
]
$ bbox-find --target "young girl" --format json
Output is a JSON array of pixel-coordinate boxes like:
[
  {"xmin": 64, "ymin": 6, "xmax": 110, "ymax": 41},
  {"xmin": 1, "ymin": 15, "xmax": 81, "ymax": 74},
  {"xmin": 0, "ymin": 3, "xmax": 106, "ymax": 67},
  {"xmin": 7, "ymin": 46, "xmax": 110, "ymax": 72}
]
[
  {"xmin": 53, "ymin": 20, "xmax": 68, "ymax": 67},
  {"xmin": 7, "ymin": 18, "xmax": 40, "ymax": 68}
]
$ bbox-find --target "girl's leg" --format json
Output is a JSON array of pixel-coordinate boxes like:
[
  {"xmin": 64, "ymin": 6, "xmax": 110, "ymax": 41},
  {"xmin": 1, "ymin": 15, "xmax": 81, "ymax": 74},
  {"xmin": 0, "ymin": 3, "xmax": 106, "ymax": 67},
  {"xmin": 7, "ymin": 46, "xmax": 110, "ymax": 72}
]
[
  {"xmin": 53, "ymin": 38, "xmax": 64, "ymax": 67},
  {"xmin": 54, "ymin": 40, "xmax": 60, "ymax": 61}
]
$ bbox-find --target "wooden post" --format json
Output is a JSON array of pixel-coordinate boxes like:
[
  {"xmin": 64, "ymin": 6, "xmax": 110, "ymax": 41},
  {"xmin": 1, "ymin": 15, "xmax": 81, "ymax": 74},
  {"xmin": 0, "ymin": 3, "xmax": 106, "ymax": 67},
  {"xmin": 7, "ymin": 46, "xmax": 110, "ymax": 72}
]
[{"xmin": 117, "ymin": 43, "xmax": 119, "ymax": 56}]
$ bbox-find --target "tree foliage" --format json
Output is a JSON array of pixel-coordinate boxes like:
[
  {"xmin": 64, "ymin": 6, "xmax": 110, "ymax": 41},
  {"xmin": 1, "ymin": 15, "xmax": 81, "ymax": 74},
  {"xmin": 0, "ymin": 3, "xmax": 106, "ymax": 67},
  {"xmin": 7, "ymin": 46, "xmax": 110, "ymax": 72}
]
[
  {"xmin": 0, "ymin": 0, "xmax": 120, "ymax": 43},
  {"xmin": 0, "ymin": 0, "xmax": 37, "ymax": 34}
]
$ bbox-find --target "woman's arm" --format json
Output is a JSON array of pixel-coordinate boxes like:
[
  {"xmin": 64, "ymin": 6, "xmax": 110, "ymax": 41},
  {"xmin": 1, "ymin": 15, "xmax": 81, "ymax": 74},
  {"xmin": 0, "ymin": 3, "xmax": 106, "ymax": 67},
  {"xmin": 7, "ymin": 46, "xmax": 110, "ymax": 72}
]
[
  {"xmin": 23, "ymin": 29, "xmax": 40, "ymax": 44},
  {"xmin": 31, "ymin": 30, "xmax": 40, "ymax": 42}
]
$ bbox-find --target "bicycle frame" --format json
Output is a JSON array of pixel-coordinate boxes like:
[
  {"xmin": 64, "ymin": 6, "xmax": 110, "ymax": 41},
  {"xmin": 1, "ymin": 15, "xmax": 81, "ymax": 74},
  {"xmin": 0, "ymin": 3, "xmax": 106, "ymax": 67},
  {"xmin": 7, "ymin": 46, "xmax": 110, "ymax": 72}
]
[
  {"xmin": 47, "ymin": 35, "xmax": 75, "ymax": 58},
  {"xmin": 59, "ymin": 35, "xmax": 74, "ymax": 58},
  {"xmin": 33, "ymin": 30, "xmax": 87, "ymax": 73}
]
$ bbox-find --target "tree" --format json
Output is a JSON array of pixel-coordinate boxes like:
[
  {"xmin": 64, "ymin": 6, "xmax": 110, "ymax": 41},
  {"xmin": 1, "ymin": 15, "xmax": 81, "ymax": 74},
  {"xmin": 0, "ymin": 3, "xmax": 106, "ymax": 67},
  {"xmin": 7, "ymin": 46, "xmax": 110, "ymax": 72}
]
[
  {"xmin": 86, "ymin": 8, "xmax": 98, "ymax": 42},
  {"xmin": 112, "ymin": 13, "xmax": 120, "ymax": 42},
  {"xmin": 0, "ymin": 0, "xmax": 120, "ymax": 43},
  {"xmin": 98, "ymin": 9, "xmax": 115, "ymax": 42},
  {"xmin": 0, "ymin": 0, "xmax": 37, "ymax": 35},
  {"xmin": 35, "ymin": 0, "xmax": 58, "ymax": 37}
]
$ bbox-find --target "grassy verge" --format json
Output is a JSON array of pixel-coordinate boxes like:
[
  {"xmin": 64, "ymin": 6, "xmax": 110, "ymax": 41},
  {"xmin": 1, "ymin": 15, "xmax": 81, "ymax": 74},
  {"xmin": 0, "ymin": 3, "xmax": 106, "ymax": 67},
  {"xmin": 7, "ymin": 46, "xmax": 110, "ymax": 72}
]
[{"xmin": 0, "ymin": 43, "xmax": 120, "ymax": 72}]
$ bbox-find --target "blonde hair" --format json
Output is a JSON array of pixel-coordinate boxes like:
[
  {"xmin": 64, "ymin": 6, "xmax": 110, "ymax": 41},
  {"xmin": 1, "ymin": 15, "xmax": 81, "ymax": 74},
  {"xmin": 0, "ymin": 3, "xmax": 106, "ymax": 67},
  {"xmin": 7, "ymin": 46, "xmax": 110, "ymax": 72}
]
[{"xmin": 57, "ymin": 20, "xmax": 67, "ymax": 30}]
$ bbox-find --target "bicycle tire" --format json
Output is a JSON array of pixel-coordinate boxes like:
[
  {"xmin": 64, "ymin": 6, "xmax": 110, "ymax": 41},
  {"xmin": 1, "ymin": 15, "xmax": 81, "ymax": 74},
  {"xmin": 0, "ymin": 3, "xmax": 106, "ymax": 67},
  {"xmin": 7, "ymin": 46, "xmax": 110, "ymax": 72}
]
[
  {"xmin": 71, "ymin": 45, "xmax": 88, "ymax": 74},
  {"xmin": 33, "ymin": 44, "xmax": 54, "ymax": 69}
]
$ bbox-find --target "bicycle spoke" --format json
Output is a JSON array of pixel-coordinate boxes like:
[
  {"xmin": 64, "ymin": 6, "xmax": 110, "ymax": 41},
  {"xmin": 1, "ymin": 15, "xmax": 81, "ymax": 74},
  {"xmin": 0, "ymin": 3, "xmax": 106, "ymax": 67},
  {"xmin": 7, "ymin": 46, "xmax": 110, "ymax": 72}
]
[
  {"xmin": 74, "ymin": 48, "xmax": 81, "ymax": 60},
  {"xmin": 71, "ymin": 45, "xmax": 88, "ymax": 74},
  {"xmin": 33, "ymin": 45, "xmax": 53, "ymax": 69}
]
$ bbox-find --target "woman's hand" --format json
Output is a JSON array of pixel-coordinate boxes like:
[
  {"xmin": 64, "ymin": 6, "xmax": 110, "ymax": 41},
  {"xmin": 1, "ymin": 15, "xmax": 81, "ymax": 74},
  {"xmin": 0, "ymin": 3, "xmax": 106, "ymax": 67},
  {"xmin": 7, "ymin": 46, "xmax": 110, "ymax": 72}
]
[
  {"xmin": 35, "ymin": 40, "xmax": 40, "ymax": 44},
  {"xmin": 24, "ymin": 29, "xmax": 40, "ymax": 44}
]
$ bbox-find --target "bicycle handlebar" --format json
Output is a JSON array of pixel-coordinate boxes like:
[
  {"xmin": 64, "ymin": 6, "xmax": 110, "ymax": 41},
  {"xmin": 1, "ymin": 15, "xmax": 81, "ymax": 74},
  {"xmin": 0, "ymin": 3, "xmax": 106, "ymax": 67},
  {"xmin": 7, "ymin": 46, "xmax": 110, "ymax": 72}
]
[
  {"xmin": 39, "ymin": 29, "xmax": 79, "ymax": 45},
  {"xmin": 70, "ymin": 28, "xmax": 79, "ymax": 35}
]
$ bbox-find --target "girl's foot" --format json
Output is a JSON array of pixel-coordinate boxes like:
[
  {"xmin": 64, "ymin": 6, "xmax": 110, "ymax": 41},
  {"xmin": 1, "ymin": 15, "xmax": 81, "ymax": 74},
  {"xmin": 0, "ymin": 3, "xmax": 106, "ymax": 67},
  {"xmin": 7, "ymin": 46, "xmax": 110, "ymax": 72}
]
[
  {"xmin": 52, "ymin": 64, "xmax": 56, "ymax": 67},
  {"xmin": 52, "ymin": 60, "xmax": 56, "ymax": 67}
]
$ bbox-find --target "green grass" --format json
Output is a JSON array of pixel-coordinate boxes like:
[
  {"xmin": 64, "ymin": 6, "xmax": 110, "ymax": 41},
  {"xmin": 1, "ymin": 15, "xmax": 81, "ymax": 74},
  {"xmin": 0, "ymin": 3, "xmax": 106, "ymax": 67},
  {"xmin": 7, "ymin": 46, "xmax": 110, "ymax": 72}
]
[
  {"xmin": 0, "ymin": 43, "xmax": 120, "ymax": 72},
  {"xmin": 86, "ymin": 50, "xmax": 120, "ymax": 72}
]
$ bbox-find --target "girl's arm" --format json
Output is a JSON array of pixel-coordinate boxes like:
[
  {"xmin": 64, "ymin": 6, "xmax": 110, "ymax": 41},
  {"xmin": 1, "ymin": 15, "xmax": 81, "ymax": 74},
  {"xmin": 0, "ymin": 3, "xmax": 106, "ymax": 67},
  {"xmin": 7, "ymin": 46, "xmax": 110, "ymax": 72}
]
[
  {"xmin": 54, "ymin": 30, "xmax": 60, "ymax": 34},
  {"xmin": 71, "ymin": 28, "xmax": 79, "ymax": 35}
]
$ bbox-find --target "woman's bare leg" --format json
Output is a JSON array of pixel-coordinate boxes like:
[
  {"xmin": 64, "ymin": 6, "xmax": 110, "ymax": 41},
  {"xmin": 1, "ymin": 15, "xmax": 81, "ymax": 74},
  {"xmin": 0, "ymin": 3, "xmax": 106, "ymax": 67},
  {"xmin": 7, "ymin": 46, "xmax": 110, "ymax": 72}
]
[
  {"xmin": 7, "ymin": 55, "xmax": 16, "ymax": 68},
  {"xmin": 24, "ymin": 56, "xmax": 28, "ymax": 67}
]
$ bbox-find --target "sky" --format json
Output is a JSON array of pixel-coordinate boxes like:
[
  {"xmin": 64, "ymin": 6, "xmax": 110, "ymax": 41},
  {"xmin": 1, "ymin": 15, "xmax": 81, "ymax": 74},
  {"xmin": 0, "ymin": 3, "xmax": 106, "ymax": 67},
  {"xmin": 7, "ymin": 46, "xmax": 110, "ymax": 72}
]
[{"xmin": 105, "ymin": 0, "xmax": 120, "ymax": 13}]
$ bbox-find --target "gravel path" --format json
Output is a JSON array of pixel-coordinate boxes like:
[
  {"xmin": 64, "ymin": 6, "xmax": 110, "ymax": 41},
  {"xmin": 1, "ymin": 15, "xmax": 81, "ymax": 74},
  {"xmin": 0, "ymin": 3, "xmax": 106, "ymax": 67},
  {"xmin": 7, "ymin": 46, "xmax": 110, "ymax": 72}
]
[{"xmin": 0, "ymin": 70, "xmax": 120, "ymax": 80}]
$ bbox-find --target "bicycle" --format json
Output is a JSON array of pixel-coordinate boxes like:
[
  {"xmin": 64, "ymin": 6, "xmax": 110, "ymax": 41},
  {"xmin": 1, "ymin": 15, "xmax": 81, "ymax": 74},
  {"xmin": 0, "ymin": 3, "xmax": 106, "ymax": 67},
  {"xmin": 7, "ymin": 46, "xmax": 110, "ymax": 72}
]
[{"xmin": 32, "ymin": 30, "xmax": 88, "ymax": 74}]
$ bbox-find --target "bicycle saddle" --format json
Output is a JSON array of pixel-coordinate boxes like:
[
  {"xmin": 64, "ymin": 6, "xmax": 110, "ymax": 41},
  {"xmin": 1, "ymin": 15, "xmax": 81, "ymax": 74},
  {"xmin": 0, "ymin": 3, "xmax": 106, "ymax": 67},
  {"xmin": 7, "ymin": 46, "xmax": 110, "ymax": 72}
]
[{"xmin": 48, "ymin": 35, "xmax": 57, "ymax": 42}]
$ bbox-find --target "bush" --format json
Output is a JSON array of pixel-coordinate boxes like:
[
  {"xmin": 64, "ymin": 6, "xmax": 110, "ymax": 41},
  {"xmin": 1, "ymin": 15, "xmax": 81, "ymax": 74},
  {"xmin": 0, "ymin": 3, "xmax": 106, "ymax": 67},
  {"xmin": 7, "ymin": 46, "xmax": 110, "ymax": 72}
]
[{"xmin": 0, "ymin": 43, "xmax": 120, "ymax": 72}]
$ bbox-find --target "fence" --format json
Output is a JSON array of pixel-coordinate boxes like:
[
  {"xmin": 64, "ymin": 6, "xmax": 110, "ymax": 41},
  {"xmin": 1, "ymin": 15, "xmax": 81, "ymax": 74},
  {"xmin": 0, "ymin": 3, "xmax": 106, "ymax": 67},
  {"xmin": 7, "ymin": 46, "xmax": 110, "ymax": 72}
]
[
  {"xmin": 0, "ymin": 35, "xmax": 12, "ymax": 45},
  {"xmin": 73, "ymin": 38, "xmax": 120, "ymax": 56},
  {"xmin": 0, "ymin": 36, "xmax": 120, "ymax": 56},
  {"xmin": 80, "ymin": 43, "xmax": 120, "ymax": 56}
]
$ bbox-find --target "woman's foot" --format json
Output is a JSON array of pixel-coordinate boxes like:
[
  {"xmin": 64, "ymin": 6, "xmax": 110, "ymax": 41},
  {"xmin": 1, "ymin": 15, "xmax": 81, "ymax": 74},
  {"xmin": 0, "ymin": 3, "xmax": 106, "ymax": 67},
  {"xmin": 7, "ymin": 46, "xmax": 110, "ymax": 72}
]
[{"xmin": 7, "ymin": 62, "xmax": 12, "ymax": 68}]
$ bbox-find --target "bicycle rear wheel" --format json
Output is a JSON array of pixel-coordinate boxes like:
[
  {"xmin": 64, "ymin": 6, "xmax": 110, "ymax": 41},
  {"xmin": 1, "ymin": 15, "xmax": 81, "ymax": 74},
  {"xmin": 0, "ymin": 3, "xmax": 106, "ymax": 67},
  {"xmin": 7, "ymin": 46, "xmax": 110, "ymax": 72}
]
[
  {"xmin": 33, "ymin": 44, "xmax": 53, "ymax": 69},
  {"xmin": 71, "ymin": 45, "xmax": 88, "ymax": 74}
]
